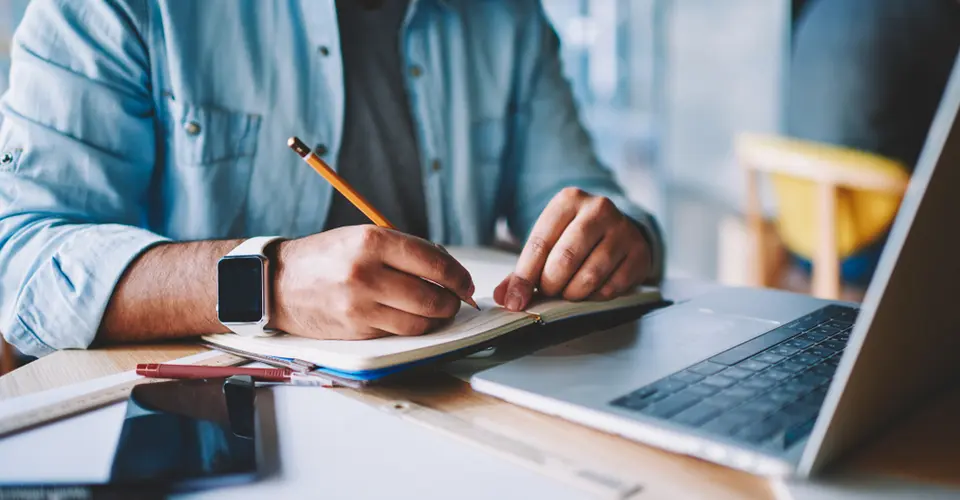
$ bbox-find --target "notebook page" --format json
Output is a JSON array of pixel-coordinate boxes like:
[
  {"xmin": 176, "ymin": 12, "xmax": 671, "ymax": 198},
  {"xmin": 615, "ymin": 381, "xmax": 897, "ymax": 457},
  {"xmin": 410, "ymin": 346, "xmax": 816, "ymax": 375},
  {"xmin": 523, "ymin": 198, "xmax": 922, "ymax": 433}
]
[
  {"xmin": 446, "ymin": 246, "xmax": 517, "ymax": 299},
  {"xmin": 204, "ymin": 297, "xmax": 534, "ymax": 371}
]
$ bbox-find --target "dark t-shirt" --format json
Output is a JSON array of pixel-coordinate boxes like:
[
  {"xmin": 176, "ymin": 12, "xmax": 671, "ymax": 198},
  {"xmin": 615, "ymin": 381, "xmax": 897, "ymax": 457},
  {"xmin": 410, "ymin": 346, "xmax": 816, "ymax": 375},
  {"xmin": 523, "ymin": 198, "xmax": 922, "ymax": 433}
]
[{"xmin": 323, "ymin": 0, "xmax": 430, "ymax": 238}]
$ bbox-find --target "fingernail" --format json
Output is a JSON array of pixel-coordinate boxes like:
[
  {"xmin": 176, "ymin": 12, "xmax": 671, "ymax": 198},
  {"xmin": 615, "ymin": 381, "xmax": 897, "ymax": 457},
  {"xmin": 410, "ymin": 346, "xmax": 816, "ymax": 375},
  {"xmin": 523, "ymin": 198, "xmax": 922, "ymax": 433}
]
[
  {"xmin": 467, "ymin": 283, "xmax": 476, "ymax": 296},
  {"xmin": 506, "ymin": 288, "xmax": 523, "ymax": 311}
]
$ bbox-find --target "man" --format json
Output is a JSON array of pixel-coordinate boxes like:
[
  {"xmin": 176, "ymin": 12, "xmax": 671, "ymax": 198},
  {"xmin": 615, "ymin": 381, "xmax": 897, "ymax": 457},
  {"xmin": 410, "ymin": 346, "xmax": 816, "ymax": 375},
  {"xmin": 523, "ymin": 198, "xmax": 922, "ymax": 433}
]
[{"xmin": 0, "ymin": 0, "xmax": 662, "ymax": 357}]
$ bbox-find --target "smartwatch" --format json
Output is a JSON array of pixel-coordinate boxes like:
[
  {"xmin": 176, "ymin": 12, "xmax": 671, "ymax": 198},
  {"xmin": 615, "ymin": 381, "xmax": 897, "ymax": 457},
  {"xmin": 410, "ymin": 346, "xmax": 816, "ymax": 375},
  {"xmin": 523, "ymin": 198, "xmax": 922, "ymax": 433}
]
[{"xmin": 217, "ymin": 236, "xmax": 285, "ymax": 337}]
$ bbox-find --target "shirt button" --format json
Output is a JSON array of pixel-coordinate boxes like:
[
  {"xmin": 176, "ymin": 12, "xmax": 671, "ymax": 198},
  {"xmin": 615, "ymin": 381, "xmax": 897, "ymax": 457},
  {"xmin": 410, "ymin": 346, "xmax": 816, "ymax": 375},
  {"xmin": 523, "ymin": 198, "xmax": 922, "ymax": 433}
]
[
  {"xmin": 0, "ymin": 152, "xmax": 12, "ymax": 164},
  {"xmin": 409, "ymin": 64, "xmax": 423, "ymax": 78},
  {"xmin": 431, "ymin": 159, "xmax": 442, "ymax": 172},
  {"xmin": 184, "ymin": 121, "xmax": 201, "ymax": 136},
  {"xmin": 318, "ymin": 45, "xmax": 330, "ymax": 57},
  {"xmin": 315, "ymin": 144, "xmax": 328, "ymax": 156}
]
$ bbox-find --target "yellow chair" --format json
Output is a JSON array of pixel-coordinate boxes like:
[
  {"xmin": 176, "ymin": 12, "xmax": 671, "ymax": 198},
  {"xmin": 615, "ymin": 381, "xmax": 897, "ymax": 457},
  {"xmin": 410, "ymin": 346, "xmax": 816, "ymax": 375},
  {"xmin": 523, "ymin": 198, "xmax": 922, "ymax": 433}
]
[{"xmin": 736, "ymin": 133, "xmax": 910, "ymax": 300}]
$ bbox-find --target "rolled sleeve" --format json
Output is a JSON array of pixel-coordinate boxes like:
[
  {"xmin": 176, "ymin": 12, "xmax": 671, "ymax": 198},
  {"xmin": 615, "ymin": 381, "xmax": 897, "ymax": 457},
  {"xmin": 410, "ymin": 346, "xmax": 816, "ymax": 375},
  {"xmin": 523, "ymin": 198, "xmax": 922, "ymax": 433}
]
[
  {"xmin": 11, "ymin": 225, "xmax": 168, "ymax": 356},
  {"xmin": 503, "ymin": 1, "xmax": 665, "ymax": 284},
  {"xmin": 0, "ymin": 0, "xmax": 159, "ymax": 356}
]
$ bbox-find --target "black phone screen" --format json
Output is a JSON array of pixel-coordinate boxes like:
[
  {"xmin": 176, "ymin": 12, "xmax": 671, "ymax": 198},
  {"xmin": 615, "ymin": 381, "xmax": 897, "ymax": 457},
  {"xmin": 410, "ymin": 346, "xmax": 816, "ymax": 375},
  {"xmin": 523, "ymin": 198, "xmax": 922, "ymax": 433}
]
[{"xmin": 108, "ymin": 376, "xmax": 260, "ymax": 492}]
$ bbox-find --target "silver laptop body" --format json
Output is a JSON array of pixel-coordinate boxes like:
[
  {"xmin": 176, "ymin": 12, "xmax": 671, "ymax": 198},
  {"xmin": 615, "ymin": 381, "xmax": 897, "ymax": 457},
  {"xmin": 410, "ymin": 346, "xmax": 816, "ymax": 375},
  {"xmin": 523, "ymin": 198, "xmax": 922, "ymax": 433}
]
[{"xmin": 471, "ymin": 54, "xmax": 960, "ymax": 477}]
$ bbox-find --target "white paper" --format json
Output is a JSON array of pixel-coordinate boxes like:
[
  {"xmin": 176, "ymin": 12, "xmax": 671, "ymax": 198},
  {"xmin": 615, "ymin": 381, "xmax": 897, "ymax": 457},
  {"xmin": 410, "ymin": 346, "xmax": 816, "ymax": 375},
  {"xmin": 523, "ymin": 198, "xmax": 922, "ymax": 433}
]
[{"xmin": 0, "ymin": 385, "xmax": 587, "ymax": 499}]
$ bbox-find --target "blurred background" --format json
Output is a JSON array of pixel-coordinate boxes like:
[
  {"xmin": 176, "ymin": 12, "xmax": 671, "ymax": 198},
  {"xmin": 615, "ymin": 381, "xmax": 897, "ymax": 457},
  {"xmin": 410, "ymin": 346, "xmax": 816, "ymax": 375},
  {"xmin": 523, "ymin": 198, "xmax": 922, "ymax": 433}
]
[{"xmin": 1, "ymin": 0, "xmax": 955, "ymax": 303}]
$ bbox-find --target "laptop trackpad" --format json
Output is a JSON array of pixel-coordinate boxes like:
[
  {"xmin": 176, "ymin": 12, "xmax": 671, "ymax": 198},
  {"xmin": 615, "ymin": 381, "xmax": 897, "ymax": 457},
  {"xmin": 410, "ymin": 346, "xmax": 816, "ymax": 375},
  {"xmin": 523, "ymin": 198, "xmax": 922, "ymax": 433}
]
[{"xmin": 485, "ymin": 305, "xmax": 779, "ymax": 406}]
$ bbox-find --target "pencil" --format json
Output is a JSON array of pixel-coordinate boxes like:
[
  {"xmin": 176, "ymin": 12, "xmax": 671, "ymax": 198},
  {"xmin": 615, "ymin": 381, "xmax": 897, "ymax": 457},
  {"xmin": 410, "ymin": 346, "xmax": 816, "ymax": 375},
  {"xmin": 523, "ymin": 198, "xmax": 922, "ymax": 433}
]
[{"xmin": 287, "ymin": 136, "xmax": 480, "ymax": 311}]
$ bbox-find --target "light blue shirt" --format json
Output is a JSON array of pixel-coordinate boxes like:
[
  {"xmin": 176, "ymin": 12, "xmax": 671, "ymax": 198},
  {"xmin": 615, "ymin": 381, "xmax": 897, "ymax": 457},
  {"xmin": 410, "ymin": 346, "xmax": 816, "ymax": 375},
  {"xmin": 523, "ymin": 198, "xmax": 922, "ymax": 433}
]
[{"xmin": 0, "ymin": 0, "xmax": 663, "ymax": 357}]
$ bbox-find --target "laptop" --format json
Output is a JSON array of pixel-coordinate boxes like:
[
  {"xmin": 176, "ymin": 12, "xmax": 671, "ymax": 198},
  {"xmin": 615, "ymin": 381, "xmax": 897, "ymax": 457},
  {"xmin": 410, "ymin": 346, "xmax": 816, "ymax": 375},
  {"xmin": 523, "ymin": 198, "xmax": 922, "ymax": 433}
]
[{"xmin": 471, "ymin": 54, "xmax": 960, "ymax": 477}]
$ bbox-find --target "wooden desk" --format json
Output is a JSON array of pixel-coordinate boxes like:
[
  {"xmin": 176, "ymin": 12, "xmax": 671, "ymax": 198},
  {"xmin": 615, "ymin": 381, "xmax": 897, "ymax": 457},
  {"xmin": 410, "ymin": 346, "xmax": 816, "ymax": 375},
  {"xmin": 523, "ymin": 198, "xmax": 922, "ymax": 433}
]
[{"xmin": 2, "ymin": 280, "xmax": 958, "ymax": 499}]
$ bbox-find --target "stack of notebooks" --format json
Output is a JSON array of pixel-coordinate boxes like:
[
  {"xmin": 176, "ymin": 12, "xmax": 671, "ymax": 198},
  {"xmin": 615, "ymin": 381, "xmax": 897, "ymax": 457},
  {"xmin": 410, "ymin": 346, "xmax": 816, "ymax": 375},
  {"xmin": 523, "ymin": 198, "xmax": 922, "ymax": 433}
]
[{"xmin": 203, "ymin": 247, "xmax": 662, "ymax": 385}]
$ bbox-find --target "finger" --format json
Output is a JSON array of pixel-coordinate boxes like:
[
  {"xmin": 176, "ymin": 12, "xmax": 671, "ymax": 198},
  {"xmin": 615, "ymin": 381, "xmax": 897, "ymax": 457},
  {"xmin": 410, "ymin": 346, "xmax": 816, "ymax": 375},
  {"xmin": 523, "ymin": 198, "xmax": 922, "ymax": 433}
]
[
  {"xmin": 349, "ymin": 327, "xmax": 392, "ymax": 341},
  {"xmin": 493, "ymin": 275, "xmax": 510, "ymax": 305},
  {"xmin": 591, "ymin": 246, "xmax": 650, "ymax": 300},
  {"xmin": 379, "ymin": 231, "xmax": 475, "ymax": 300},
  {"xmin": 540, "ymin": 207, "xmax": 611, "ymax": 297},
  {"xmin": 375, "ymin": 266, "xmax": 461, "ymax": 319},
  {"xmin": 562, "ymin": 236, "xmax": 629, "ymax": 301},
  {"xmin": 506, "ymin": 190, "xmax": 581, "ymax": 310},
  {"xmin": 368, "ymin": 303, "xmax": 444, "ymax": 337}
]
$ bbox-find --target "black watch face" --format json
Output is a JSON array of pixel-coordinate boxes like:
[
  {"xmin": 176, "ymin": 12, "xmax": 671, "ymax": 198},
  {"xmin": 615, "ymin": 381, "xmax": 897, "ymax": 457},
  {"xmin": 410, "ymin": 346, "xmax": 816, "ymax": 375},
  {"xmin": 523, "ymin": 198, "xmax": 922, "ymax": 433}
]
[{"xmin": 218, "ymin": 256, "xmax": 266, "ymax": 323}]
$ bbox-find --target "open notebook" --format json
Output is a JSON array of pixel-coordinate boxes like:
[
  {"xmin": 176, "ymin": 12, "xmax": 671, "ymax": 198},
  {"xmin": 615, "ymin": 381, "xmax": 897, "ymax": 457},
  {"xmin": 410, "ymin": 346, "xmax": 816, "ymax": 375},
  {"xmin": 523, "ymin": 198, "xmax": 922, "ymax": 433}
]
[{"xmin": 203, "ymin": 247, "xmax": 662, "ymax": 373}]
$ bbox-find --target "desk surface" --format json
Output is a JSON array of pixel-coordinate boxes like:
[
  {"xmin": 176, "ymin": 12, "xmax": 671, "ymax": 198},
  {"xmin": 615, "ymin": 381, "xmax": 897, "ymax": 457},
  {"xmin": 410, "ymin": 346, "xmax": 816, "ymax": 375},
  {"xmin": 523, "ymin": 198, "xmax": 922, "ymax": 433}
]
[{"xmin": 2, "ymin": 280, "xmax": 958, "ymax": 499}]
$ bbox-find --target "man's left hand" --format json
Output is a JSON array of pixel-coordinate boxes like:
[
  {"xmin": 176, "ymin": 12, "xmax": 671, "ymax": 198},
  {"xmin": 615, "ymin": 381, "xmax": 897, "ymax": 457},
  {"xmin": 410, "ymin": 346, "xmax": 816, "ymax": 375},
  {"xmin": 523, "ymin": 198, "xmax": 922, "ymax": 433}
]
[{"xmin": 494, "ymin": 188, "xmax": 652, "ymax": 311}]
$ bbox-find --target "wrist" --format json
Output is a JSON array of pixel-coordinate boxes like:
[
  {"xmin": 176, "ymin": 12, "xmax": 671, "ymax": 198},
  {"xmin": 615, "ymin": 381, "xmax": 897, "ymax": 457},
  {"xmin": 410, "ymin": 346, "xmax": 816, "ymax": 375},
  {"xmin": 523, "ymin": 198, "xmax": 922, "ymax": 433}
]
[{"xmin": 266, "ymin": 239, "xmax": 291, "ymax": 332}]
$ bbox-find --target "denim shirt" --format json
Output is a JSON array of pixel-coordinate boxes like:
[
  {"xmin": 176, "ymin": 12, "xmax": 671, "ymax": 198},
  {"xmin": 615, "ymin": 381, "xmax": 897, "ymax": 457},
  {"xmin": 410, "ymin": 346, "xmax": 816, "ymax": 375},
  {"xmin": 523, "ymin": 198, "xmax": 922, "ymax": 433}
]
[{"xmin": 0, "ymin": 0, "xmax": 663, "ymax": 357}]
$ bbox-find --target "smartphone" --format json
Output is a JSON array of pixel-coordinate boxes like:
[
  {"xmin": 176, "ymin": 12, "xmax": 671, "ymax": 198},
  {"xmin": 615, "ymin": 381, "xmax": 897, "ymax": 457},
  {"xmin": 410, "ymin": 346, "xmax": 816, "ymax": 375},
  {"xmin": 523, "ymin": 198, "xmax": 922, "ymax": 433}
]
[{"xmin": 108, "ymin": 376, "xmax": 262, "ymax": 493}]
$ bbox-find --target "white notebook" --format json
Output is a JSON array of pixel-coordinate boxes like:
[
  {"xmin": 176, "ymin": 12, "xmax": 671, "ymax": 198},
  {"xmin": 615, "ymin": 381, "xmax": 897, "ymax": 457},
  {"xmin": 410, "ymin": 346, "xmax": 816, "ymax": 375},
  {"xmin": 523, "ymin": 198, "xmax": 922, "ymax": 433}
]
[{"xmin": 203, "ymin": 247, "xmax": 662, "ymax": 372}]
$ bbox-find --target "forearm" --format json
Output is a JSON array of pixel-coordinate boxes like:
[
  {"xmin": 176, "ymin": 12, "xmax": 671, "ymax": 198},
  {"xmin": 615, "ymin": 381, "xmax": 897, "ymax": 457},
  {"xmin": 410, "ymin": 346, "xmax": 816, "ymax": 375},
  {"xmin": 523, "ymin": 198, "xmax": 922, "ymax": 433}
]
[{"xmin": 97, "ymin": 239, "xmax": 243, "ymax": 344}]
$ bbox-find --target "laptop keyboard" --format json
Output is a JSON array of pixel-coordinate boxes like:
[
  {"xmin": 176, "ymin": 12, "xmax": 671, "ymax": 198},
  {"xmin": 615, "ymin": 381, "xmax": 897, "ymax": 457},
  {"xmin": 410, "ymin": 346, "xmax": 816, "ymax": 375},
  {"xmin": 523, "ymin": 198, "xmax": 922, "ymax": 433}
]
[{"xmin": 611, "ymin": 304, "xmax": 858, "ymax": 450}]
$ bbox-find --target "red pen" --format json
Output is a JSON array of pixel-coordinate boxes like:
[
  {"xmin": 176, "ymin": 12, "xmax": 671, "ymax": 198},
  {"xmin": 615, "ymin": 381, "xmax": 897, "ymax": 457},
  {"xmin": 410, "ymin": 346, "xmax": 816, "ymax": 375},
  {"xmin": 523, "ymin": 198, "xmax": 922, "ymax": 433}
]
[{"xmin": 136, "ymin": 363, "xmax": 333, "ymax": 386}]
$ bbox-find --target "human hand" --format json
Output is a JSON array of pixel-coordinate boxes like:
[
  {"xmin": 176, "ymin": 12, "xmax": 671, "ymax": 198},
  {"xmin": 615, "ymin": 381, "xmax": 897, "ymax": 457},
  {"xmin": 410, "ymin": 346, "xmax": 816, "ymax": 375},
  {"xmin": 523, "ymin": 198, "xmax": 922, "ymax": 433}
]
[
  {"xmin": 271, "ymin": 226, "xmax": 475, "ymax": 339},
  {"xmin": 494, "ymin": 188, "xmax": 652, "ymax": 311}
]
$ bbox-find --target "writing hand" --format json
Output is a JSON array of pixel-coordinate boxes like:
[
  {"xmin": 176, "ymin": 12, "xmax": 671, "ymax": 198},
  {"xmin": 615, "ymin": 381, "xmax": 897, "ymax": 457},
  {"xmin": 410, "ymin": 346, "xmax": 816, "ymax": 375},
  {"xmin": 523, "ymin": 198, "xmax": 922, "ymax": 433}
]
[{"xmin": 271, "ymin": 226, "xmax": 475, "ymax": 339}]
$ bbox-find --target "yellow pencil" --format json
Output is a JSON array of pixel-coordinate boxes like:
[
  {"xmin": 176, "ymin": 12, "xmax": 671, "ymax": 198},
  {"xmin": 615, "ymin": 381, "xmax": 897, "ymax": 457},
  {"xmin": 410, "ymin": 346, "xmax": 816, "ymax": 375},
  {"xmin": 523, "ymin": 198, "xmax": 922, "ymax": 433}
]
[{"xmin": 288, "ymin": 136, "xmax": 480, "ymax": 311}]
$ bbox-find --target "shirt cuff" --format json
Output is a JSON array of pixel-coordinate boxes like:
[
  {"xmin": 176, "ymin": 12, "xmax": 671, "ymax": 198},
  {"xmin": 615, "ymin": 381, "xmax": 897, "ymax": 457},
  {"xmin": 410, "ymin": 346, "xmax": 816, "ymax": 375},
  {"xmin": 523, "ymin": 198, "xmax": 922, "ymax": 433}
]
[{"xmin": 9, "ymin": 224, "xmax": 170, "ymax": 357}]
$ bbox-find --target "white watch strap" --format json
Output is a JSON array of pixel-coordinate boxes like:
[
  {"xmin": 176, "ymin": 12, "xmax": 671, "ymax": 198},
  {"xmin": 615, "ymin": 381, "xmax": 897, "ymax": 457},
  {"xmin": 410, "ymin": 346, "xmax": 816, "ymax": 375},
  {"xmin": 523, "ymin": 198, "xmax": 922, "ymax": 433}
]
[
  {"xmin": 222, "ymin": 236, "xmax": 284, "ymax": 337},
  {"xmin": 226, "ymin": 235, "xmax": 284, "ymax": 257}
]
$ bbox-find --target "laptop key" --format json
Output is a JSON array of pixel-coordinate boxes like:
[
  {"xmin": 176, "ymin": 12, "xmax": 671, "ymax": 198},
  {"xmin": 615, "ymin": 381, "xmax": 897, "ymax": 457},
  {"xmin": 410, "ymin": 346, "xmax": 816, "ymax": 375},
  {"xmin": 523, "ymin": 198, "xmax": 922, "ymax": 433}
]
[
  {"xmin": 778, "ymin": 361, "xmax": 807, "ymax": 374},
  {"xmin": 628, "ymin": 387, "xmax": 657, "ymax": 399},
  {"xmin": 803, "ymin": 391, "xmax": 828, "ymax": 407},
  {"xmin": 701, "ymin": 412, "xmax": 756, "ymax": 436},
  {"xmin": 792, "ymin": 353, "xmax": 820, "ymax": 365},
  {"xmin": 681, "ymin": 384, "xmax": 720, "ymax": 398},
  {"xmin": 797, "ymin": 373, "xmax": 829, "ymax": 387},
  {"xmin": 672, "ymin": 371, "xmax": 706, "ymax": 384},
  {"xmin": 613, "ymin": 390, "xmax": 668, "ymax": 411},
  {"xmin": 671, "ymin": 403, "xmax": 723, "ymax": 427},
  {"xmin": 770, "ymin": 345, "xmax": 800, "ymax": 357},
  {"xmin": 765, "ymin": 389, "xmax": 802, "ymax": 404},
  {"xmin": 782, "ymin": 418, "xmax": 817, "ymax": 448},
  {"xmin": 703, "ymin": 394, "xmax": 745, "ymax": 411},
  {"xmin": 738, "ymin": 400, "xmax": 781, "ymax": 416},
  {"xmin": 720, "ymin": 367, "xmax": 753, "ymax": 380},
  {"xmin": 719, "ymin": 386, "xmax": 758, "ymax": 401},
  {"xmin": 759, "ymin": 369, "xmax": 792, "ymax": 382},
  {"xmin": 780, "ymin": 381, "xmax": 814, "ymax": 397},
  {"xmin": 811, "ymin": 325, "xmax": 841, "ymax": 336},
  {"xmin": 811, "ymin": 363, "xmax": 837, "ymax": 377},
  {"xmin": 799, "ymin": 332, "xmax": 829, "ymax": 342},
  {"xmin": 782, "ymin": 401, "xmax": 820, "ymax": 421},
  {"xmin": 701, "ymin": 375, "xmax": 737, "ymax": 389},
  {"xmin": 742, "ymin": 376, "xmax": 777, "ymax": 390},
  {"xmin": 784, "ymin": 338, "xmax": 814, "ymax": 350},
  {"xmin": 736, "ymin": 359, "xmax": 771, "ymax": 372},
  {"xmin": 752, "ymin": 353, "xmax": 786, "ymax": 364},
  {"xmin": 808, "ymin": 347, "xmax": 835, "ymax": 358},
  {"xmin": 821, "ymin": 340, "xmax": 846, "ymax": 352},
  {"xmin": 736, "ymin": 418, "xmax": 783, "ymax": 444},
  {"xmin": 689, "ymin": 361, "xmax": 726, "ymax": 376},
  {"xmin": 651, "ymin": 378, "xmax": 688, "ymax": 394},
  {"xmin": 709, "ymin": 327, "xmax": 800, "ymax": 366},
  {"xmin": 642, "ymin": 393, "xmax": 700, "ymax": 418}
]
